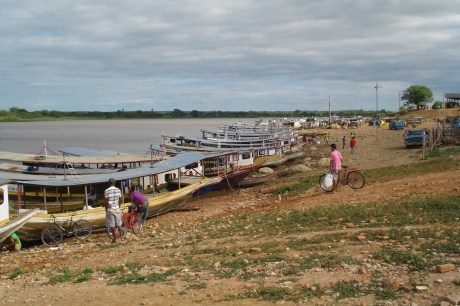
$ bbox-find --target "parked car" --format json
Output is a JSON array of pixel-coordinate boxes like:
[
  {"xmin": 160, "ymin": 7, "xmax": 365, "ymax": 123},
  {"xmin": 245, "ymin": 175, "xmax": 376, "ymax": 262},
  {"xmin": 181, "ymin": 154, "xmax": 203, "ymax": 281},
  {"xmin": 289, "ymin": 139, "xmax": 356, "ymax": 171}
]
[
  {"xmin": 404, "ymin": 129, "xmax": 429, "ymax": 148},
  {"xmin": 389, "ymin": 120, "xmax": 405, "ymax": 130}
]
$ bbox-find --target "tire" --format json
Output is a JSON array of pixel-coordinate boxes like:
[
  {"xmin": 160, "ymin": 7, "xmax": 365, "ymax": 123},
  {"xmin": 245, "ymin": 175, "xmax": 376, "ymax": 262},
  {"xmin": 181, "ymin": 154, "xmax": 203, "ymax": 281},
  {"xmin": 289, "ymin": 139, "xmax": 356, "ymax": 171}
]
[
  {"xmin": 347, "ymin": 171, "xmax": 365, "ymax": 189},
  {"xmin": 319, "ymin": 174, "xmax": 334, "ymax": 192},
  {"xmin": 132, "ymin": 214, "xmax": 143, "ymax": 236},
  {"xmin": 41, "ymin": 224, "xmax": 63, "ymax": 246},
  {"xmin": 73, "ymin": 220, "xmax": 92, "ymax": 240},
  {"xmin": 107, "ymin": 220, "xmax": 128, "ymax": 240}
]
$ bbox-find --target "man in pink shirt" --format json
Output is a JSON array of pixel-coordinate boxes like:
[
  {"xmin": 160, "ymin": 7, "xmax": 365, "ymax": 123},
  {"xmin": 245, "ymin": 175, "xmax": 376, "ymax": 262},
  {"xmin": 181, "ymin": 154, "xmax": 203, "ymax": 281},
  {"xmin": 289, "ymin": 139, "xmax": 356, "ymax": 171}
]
[{"xmin": 329, "ymin": 144, "xmax": 343, "ymax": 192}]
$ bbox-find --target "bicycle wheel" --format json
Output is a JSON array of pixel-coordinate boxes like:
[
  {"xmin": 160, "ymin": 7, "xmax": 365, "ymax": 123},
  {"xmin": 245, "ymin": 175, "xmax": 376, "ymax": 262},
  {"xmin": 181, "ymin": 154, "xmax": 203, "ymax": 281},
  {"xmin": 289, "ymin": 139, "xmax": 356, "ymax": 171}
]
[
  {"xmin": 132, "ymin": 214, "xmax": 143, "ymax": 236},
  {"xmin": 319, "ymin": 174, "xmax": 334, "ymax": 192},
  {"xmin": 347, "ymin": 171, "xmax": 365, "ymax": 189},
  {"xmin": 73, "ymin": 220, "xmax": 93, "ymax": 240},
  {"xmin": 41, "ymin": 224, "xmax": 63, "ymax": 246},
  {"xmin": 106, "ymin": 220, "xmax": 128, "ymax": 240}
]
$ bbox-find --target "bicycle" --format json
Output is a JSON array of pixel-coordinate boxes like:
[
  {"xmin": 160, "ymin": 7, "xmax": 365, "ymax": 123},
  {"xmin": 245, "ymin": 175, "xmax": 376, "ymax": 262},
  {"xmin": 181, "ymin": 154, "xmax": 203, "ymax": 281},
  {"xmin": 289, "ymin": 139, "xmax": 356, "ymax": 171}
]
[
  {"xmin": 41, "ymin": 214, "xmax": 92, "ymax": 246},
  {"xmin": 319, "ymin": 166, "xmax": 365, "ymax": 192},
  {"xmin": 107, "ymin": 205, "xmax": 143, "ymax": 240}
]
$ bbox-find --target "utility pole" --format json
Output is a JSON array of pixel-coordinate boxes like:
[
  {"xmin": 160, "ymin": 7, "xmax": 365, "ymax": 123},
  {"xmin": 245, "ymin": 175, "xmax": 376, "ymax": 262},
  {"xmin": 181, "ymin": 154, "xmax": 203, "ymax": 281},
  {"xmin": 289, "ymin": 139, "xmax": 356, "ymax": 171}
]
[
  {"xmin": 373, "ymin": 83, "xmax": 382, "ymax": 141},
  {"xmin": 328, "ymin": 96, "xmax": 332, "ymax": 128}
]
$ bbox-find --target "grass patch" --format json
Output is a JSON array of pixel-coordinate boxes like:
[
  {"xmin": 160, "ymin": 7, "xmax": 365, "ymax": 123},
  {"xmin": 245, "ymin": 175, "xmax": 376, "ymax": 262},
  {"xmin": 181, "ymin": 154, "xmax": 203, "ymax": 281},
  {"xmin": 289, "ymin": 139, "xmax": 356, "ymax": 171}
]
[
  {"xmin": 49, "ymin": 267, "xmax": 73, "ymax": 283},
  {"xmin": 365, "ymin": 156, "xmax": 460, "ymax": 185},
  {"xmin": 104, "ymin": 266, "xmax": 123, "ymax": 275},
  {"xmin": 191, "ymin": 247, "xmax": 215, "ymax": 255},
  {"xmin": 74, "ymin": 268, "xmax": 93, "ymax": 283},
  {"xmin": 8, "ymin": 268, "xmax": 24, "ymax": 280},
  {"xmin": 201, "ymin": 195, "xmax": 459, "ymax": 241},
  {"xmin": 187, "ymin": 282, "xmax": 207, "ymax": 290},
  {"xmin": 330, "ymin": 280, "xmax": 365, "ymax": 300},
  {"xmin": 257, "ymin": 287, "xmax": 290, "ymax": 301},
  {"xmin": 426, "ymin": 146, "xmax": 460, "ymax": 158},
  {"xmin": 277, "ymin": 176, "xmax": 318, "ymax": 195},
  {"xmin": 108, "ymin": 269, "xmax": 178, "ymax": 285},
  {"xmin": 48, "ymin": 267, "xmax": 93, "ymax": 284},
  {"xmin": 125, "ymin": 262, "xmax": 143, "ymax": 272},
  {"xmin": 373, "ymin": 248, "xmax": 435, "ymax": 271},
  {"xmin": 374, "ymin": 289, "xmax": 400, "ymax": 300}
]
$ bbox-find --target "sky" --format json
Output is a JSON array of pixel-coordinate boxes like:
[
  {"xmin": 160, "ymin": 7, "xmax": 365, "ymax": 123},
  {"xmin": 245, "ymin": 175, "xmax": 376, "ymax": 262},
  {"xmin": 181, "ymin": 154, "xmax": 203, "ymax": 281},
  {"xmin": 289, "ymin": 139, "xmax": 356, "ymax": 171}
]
[{"xmin": 1, "ymin": 0, "xmax": 459, "ymax": 112}]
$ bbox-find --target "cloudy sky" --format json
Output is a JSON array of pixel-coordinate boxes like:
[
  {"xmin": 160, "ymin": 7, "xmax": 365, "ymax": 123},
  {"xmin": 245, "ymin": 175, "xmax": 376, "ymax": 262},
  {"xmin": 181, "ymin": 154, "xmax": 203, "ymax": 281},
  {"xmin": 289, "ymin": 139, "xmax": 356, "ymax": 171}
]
[{"xmin": 1, "ymin": 0, "xmax": 459, "ymax": 112}]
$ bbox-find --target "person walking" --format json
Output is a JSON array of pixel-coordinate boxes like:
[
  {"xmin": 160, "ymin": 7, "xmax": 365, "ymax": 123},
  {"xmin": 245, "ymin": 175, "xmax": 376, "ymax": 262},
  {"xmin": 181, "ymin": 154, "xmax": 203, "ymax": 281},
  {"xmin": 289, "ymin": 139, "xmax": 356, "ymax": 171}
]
[
  {"xmin": 342, "ymin": 136, "xmax": 346, "ymax": 149},
  {"xmin": 329, "ymin": 144, "xmax": 343, "ymax": 192},
  {"xmin": 350, "ymin": 136, "xmax": 357, "ymax": 154},
  {"xmin": 325, "ymin": 132, "xmax": 330, "ymax": 144},
  {"xmin": 129, "ymin": 186, "xmax": 149, "ymax": 223},
  {"xmin": 104, "ymin": 178, "xmax": 124, "ymax": 243}
]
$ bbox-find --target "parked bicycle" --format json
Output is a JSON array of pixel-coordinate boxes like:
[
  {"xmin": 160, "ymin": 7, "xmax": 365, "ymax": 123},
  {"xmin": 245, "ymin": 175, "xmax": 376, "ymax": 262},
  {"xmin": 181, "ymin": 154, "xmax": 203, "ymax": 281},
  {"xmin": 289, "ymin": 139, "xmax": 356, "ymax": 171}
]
[
  {"xmin": 319, "ymin": 166, "xmax": 365, "ymax": 192},
  {"xmin": 41, "ymin": 214, "xmax": 92, "ymax": 246},
  {"xmin": 107, "ymin": 205, "xmax": 143, "ymax": 240}
]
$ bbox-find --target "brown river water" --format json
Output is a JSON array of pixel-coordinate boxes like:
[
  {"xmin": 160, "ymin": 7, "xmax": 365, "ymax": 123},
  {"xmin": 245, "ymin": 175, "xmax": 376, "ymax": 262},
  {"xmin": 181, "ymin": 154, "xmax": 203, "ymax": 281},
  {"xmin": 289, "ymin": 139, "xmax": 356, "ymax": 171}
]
[{"xmin": 0, "ymin": 118, "xmax": 248, "ymax": 155}]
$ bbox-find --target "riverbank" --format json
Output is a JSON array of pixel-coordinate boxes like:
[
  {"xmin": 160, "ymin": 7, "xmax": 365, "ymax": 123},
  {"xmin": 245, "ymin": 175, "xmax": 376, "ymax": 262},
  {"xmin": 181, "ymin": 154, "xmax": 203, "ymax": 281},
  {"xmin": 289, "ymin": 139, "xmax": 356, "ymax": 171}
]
[{"xmin": 1, "ymin": 117, "xmax": 459, "ymax": 305}]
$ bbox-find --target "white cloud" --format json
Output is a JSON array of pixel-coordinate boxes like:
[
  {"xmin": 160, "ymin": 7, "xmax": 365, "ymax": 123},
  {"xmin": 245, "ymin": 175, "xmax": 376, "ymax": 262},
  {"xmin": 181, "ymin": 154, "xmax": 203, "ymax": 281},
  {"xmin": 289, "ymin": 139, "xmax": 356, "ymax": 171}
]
[{"xmin": 0, "ymin": 0, "xmax": 459, "ymax": 111}]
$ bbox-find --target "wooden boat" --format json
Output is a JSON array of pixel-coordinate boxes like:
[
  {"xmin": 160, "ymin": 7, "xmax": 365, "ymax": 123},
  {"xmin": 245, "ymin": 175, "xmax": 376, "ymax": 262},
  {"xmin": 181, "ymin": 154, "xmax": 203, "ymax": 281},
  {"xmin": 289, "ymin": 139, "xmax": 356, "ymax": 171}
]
[
  {"xmin": 7, "ymin": 151, "xmax": 226, "ymax": 241},
  {"xmin": 0, "ymin": 145, "xmax": 165, "ymax": 176},
  {"xmin": 0, "ymin": 181, "xmax": 38, "ymax": 243},
  {"xmin": 169, "ymin": 169, "xmax": 251, "ymax": 195}
]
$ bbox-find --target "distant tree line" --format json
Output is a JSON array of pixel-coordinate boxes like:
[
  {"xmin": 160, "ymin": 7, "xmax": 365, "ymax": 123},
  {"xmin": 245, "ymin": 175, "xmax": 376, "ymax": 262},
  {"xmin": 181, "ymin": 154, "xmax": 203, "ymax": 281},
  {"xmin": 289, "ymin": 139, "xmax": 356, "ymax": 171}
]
[{"xmin": 0, "ymin": 107, "xmax": 392, "ymax": 121}]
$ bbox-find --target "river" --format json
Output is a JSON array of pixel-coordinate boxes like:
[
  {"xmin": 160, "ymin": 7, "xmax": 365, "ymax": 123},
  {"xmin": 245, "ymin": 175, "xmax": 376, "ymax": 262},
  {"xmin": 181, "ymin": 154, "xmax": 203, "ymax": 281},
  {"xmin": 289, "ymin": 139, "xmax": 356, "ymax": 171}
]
[{"xmin": 0, "ymin": 119, "xmax": 248, "ymax": 155}]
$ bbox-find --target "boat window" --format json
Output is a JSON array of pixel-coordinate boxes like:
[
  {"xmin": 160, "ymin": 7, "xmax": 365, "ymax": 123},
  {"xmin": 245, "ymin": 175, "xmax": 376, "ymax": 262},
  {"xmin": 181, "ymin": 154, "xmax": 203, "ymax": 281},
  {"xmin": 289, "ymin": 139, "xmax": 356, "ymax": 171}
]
[
  {"xmin": 169, "ymin": 139, "xmax": 176, "ymax": 143},
  {"xmin": 258, "ymin": 150, "xmax": 266, "ymax": 156},
  {"xmin": 165, "ymin": 174, "xmax": 172, "ymax": 182},
  {"xmin": 185, "ymin": 163, "xmax": 198, "ymax": 170},
  {"xmin": 242, "ymin": 153, "xmax": 251, "ymax": 160},
  {"xmin": 0, "ymin": 188, "xmax": 3, "ymax": 204}
]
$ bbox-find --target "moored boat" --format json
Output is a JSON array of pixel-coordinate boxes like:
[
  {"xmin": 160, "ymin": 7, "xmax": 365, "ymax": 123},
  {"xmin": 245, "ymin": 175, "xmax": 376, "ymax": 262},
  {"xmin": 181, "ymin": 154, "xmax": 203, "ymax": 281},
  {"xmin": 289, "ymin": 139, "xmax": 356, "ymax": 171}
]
[
  {"xmin": 0, "ymin": 145, "xmax": 165, "ymax": 176},
  {"xmin": 0, "ymin": 181, "xmax": 38, "ymax": 243},
  {"xmin": 8, "ymin": 152, "xmax": 227, "ymax": 241}
]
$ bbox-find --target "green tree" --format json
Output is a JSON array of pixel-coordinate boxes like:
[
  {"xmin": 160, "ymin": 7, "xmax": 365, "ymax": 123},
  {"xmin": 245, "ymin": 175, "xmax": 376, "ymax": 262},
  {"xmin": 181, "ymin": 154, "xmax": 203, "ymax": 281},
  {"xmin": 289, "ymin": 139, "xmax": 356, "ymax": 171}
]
[
  {"xmin": 172, "ymin": 109, "xmax": 183, "ymax": 117},
  {"xmin": 432, "ymin": 101, "xmax": 443, "ymax": 109},
  {"xmin": 401, "ymin": 85, "xmax": 433, "ymax": 110}
]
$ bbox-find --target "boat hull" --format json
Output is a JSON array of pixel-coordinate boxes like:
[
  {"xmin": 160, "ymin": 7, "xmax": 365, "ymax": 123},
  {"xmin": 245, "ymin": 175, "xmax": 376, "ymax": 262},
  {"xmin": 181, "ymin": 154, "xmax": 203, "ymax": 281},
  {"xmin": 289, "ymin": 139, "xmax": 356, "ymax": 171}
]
[
  {"xmin": 0, "ymin": 209, "xmax": 39, "ymax": 243},
  {"xmin": 17, "ymin": 178, "xmax": 213, "ymax": 241}
]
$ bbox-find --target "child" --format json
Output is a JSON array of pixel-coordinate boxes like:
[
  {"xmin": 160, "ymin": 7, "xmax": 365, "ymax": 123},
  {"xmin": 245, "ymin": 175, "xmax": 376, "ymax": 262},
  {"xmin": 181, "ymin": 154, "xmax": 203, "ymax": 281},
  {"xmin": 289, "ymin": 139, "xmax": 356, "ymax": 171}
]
[
  {"xmin": 350, "ymin": 137, "xmax": 356, "ymax": 154},
  {"xmin": 1, "ymin": 233, "xmax": 21, "ymax": 252}
]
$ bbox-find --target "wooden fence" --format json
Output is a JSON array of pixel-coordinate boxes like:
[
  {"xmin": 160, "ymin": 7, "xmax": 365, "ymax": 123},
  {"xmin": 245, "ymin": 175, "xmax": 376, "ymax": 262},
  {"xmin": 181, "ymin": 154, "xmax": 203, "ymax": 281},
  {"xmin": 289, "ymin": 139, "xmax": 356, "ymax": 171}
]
[{"xmin": 422, "ymin": 126, "xmax": 460, "ymax": 159}]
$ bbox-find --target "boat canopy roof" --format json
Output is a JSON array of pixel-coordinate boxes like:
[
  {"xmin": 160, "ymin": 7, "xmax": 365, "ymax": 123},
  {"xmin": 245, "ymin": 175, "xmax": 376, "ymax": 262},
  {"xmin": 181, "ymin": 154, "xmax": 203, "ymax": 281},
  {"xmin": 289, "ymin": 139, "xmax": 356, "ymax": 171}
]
[
  {"xmin": 15, "ymin": 151, "xmax": 234, "ymax": 187},
  {"xmin": 59, "ymin": 147, "xmax": 132, "ymax": 157},
  {"xmin": 0, "ymin": 150, "xmax": 161, "ymax": 165},
  {"xmin": 0, "ymin": 179, "xmax": 12, "ymax": 186}
]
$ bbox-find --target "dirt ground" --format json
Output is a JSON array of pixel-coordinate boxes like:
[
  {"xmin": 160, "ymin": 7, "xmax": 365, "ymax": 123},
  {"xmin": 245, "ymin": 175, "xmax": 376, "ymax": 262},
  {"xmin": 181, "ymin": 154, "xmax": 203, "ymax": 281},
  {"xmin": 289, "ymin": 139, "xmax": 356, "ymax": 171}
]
[{"xmin": 1, "ymin": 110, "xmax": 459, "ymax": 306}]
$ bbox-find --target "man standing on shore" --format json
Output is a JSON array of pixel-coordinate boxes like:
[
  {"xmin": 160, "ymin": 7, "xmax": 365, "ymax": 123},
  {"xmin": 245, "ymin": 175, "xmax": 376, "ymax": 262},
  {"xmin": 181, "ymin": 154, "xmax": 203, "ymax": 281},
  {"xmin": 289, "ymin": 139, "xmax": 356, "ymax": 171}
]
[
  {"xmin": 105, "ymin": 178, "xmax": 124, "ymax": 243},
  {"xmin": 329, "ymin": 144, "xmax": 343, "ymax": 192}
]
